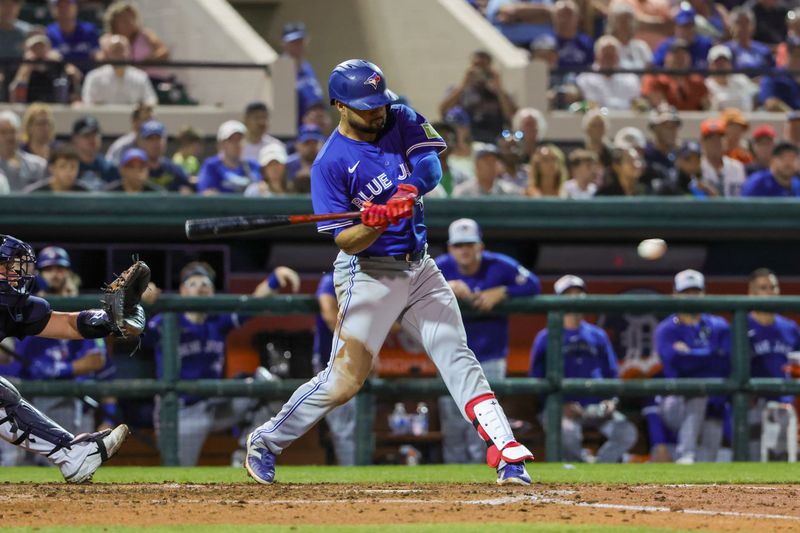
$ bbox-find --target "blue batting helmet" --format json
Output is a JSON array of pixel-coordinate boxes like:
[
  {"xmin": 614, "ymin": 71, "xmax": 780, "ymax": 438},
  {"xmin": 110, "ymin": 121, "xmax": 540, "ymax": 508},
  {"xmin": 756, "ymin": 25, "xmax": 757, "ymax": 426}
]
[
  {"xmin": 36, "ymin": 246, "xmax": 71, "ymax": 270},
  {"xmin": 328, "ymin": 59, "xmax": 398, "ymax": 110},
  {"xmin": 0, "ymin": 235, "xmax": 36, "ymax": 303}
]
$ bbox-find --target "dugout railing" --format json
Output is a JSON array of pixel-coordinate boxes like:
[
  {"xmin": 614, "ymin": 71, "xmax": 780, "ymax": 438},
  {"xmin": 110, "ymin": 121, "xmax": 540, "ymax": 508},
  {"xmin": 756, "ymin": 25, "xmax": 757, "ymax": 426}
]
[{"xmin": 10, "ymin": 294, "xmax": 800, "ymax": 466}]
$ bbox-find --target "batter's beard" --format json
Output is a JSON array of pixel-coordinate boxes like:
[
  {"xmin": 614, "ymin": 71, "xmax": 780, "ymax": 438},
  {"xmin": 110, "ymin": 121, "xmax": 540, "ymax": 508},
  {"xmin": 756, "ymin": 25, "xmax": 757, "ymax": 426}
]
[{"xmin": 348, "ymin": 117, "xmax": 385, "ymax": 134}]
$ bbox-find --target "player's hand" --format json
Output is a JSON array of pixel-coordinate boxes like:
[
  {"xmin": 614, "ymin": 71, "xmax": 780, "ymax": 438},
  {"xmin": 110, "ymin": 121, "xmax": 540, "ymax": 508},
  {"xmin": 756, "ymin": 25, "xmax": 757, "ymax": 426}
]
[
  {"xmin": 386, "ymin": 184, "xmax": 418, "ymax": 225},
  {"xmin": 140, "ymin": 282, "xmax": 161, "ymax": 306},
  {"xmin": 672, "ymin": 341, "xmax": 690, "ymax": 353},
  {"xmin": 448, "ymin": 280, "xmax": 474, "ymax": 301},
  {"xmin": 495, "ymin": 4, "xmax": 518, "ymax": 23},
  {"xmin": 72, "ymin": 351, "xmax": 106, "ymax": 375},
  {"xmin": 563, "ymin": 402, "xmax": 583, "ymax": 420},
  {"xmin": 361, "ymin": 201, "xmax": 390, "ymax": 231},
  {"xmin": 273, "ymin": 266, "xmax": 301, "ymax": 293},
  {"xmin": 599, "ymin": 399, "xmax": 617, "ymax": 417},
  {"xmin": 472, "ymin": 286, "xmax": 507, "ymax": 312}
]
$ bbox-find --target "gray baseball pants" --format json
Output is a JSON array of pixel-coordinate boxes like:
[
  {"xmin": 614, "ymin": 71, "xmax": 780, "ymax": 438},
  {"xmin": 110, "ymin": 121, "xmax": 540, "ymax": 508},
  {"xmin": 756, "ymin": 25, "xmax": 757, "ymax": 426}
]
[
  {"xmin": 439, "ymin": 358, "xmax": 507, "ymax": 464},
  {"xmin": 252, "ymin": 252, "xmax": 493, "ymax": 455}
]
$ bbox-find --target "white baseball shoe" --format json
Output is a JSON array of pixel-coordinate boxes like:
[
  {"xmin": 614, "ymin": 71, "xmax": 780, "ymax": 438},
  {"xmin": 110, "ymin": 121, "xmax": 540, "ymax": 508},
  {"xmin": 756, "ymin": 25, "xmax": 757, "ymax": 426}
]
[{"xmin": 63, "ymin": 424, "xmax": 130, "ymax": 483}]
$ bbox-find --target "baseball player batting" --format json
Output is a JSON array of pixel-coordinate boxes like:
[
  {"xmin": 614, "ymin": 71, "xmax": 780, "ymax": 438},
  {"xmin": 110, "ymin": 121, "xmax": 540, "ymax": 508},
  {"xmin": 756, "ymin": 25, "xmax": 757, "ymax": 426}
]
[{"xmin": 245, "ymin": 59, "xmax": 534, "ymax": 485}]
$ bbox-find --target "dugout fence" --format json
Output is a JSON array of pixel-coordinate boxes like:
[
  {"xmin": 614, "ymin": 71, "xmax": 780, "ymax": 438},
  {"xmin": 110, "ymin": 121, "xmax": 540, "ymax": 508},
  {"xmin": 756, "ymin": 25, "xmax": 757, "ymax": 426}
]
[{"xmin": 12, "ymin": 294, "xmax": 800, "ymax": 465}]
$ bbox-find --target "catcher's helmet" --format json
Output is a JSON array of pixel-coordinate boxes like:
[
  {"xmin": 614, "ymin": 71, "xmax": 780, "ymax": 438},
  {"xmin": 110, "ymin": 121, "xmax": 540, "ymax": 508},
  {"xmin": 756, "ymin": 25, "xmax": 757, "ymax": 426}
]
[
  {"xmin": 0, "ymin": 235, "xmax": 36, "ymax": 303},
  {"xmin": 328, "ymin": 59, "xmax": 398, "ymax": 110}
]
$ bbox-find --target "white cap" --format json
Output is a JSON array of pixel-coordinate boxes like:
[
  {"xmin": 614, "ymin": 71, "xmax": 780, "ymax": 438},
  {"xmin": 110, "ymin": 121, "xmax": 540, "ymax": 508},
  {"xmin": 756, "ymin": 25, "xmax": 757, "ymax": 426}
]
[
  {"xmin": 708, "ymin": 44, "xmax": 732, "ymax": 63},
  {"xmin": 258, "ymin": 143, "xmax": 288, "ymax": 166},
  {"xmin": 217, "ymin": 120, "xmax": 246, "ymax": 142},
  {"xmin": 447, "ymin": 218, "xmax": 482, "ymax": 245},
  {"xmin": 554, "ymin": 275, "xmax": 586, "ymax": 295},
  {"xmin": 613, "ymin": 126, "xmax": 647, "ymax": 150},
  {"xmin": 674, "ymin": 269, "xmax": 705, "ymax": 293}
]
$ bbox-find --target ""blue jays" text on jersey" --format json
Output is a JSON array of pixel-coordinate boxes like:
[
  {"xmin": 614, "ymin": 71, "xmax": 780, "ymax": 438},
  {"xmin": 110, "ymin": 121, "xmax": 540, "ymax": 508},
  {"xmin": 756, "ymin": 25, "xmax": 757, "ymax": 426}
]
[
  {"xmin": 748, "ymin": 314, "xmax": 800, "ymax": 378},
  {"xmin": 436, "ymin": 251, "xmax": 540, "ymax": 362},
  {"xmin": 311, "ymin": 104, "xmax": 446, "ymax": 256}
]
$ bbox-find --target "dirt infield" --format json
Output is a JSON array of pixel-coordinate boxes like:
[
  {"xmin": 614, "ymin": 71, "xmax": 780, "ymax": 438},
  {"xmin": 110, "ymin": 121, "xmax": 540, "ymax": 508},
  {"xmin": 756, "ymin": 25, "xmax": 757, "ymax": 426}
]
[{"xmin": 3, "ymin": 482, "xmax": 800, "ymax": 531}]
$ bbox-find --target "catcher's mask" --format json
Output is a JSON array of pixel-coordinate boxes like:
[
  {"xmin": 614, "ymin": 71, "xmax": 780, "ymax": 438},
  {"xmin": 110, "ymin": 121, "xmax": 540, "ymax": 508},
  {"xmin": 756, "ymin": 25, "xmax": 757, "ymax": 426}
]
[{"xmin": 0, "ymin": 234, "xmax": 36, "ymax": 306}]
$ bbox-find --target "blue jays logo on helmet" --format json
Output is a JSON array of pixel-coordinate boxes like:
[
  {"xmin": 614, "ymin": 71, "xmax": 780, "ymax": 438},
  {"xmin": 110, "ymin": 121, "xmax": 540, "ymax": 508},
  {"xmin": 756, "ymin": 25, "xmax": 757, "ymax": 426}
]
[
  {"xmin": 0, "ymin": 234, "xmax": 36, "ymax": 305},
  {"xmin": 363, "ymin": 72, "xmax": 381, "ymax": 90},
  {"xmin": 328, "ymin": 59, "xmax": 398, "ymax": 111}
]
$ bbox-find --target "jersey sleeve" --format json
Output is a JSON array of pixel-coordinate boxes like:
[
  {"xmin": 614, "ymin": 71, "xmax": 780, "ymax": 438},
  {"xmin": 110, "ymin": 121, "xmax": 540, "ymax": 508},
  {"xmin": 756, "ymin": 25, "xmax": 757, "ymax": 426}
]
[
  {"xmin": 311, "ymin": 160, "xmax": 355, "ymax": 234},
  {"xmin": 395, "ymin": 104, "xmax": 447, "ymax": 159},
  {"xmin": 197, "ymin": 160, "xmax": 221, "ymax": 193},
  {"xmin": 494, "ymin": 253, "xmax": 541, "ymax": 297},
  {"xmin": 529, "ymin": 329, "xmax": 548, "ymax": 377},
  {"xmin": 217, "ymin": 313, "xmax": 242, "ymax": 337},
  {"xmin": 597, "ymin": 328, "xmax": 619, "ymax": 379},
  {"xmin": 316, "ymin": 273, "xmax": 336, "ymax": 299},
  {"xmin": 8, "ymin": 296, "xmax": 52, "ymax": 339},
  {"xmin": 140, "ymin": 314, "xmax": 162, "ymax": 349}
]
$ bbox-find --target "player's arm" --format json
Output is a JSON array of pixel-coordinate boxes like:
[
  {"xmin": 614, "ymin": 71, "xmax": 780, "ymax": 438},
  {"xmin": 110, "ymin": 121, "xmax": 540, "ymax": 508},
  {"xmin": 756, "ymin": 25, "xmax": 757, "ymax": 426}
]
[
  {"xmin": 318, "ymin": 293, "xmax": 338, "ymax": 332},
  {"xmin": 37, "ymin": 312, "xmax": 91, "ymax": 340},
  {"xmin": 406, "ymin": 148, "xmax": 443, "ymax": 196},
  {"xmin": 335, "ymin": 224, "xmax": 385, "ymax": 255},
  {"xmin": 253, "ymin": 267, "xmax": 301, "ymax": 296}
]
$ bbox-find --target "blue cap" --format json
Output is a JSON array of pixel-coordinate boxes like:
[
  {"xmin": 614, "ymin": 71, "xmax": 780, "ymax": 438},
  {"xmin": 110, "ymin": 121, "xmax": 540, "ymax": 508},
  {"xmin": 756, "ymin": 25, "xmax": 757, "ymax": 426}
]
[
  {"xmin": 675, "ymin": 8, "xmax": 696, "ymax": 26},
  {"xmin": 297, "ymin": 125, "xmax": 325, "ymax": 144},
  {"xmin": 444, "ymin": 106, "xmax": 471, "ymax": 126},
  {"xmin": 120, "ymin": 148, "xmax": 148, "ymax": 166},
  {"xmin": 36, "ymin": 246, "xmax": 71, "ymax": 269},
  {"xmin": 328, "ymin": 59, "xmax": 398, "ymax": 110},
  {"xmin": 140, "ymin": 120, "xmax": 166, "ymax": 138},
  {"xmin": 677, "ymin": 140, "xmax": 702, "ymax": 158},
  {"xmin": 282, "ymin": 22, "xmax": 306, "ymax": 42}
]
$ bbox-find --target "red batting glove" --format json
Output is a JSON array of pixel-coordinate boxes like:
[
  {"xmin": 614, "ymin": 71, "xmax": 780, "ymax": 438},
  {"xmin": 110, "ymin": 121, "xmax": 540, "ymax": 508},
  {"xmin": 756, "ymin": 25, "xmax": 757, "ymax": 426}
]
[
  {"xmin": 386, "ymin": 184, "xmax": 418, "ymax": 225},
  {"xmin": 361, "ymin": 201, "xmax": 389, "ymax": 231}
]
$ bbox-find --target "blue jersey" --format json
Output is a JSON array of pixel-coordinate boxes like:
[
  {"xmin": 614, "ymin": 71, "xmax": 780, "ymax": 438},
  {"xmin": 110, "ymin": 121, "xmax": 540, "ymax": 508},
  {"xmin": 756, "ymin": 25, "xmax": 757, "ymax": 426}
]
[
  {"xmin": 724, "ymin": 40, "xmax": 773, "ymax": 71},
  {"xmin": 144, "ymin": 313, "xmax": 243, "ymax": 381},
  {"xmin": 529, "ymin": 320, "xmax": 618, "ymax": 405},
  {"xmin": 197, "ymin": 155, "xmax": 261, "ymax": 194},
  {"xmin": 17, "ymin": 337, "xmax": 105, "ymax": 380},
  {"xmin": 742, "ymin": 170, "xmax": 800, "ymax": 197},
  {"xmin": 759, "ymin": 71, "xmax": 800, "ymax": 110},
  {"xmin": 46, "ymin": 21, "xmax": 99, "ymax": 71},
  {"xmin": 311, "ymin": 104, "xmax": 446, "ymax": 256},
  {"xmin": 297, "ymin": 60, "xmax": 324, "ymax": 122},
  {"xmin": 555, "ymin": 33, "xmax": 594, "ymax": 69},
  {"xmin": 655, "ymin": 314, "xmax": 730, "ymax": 379},
  {"xmin": 748, "ymin": 314, "xmax": 800, "ymax": 380},
  {"xmin": 653, "ymin": 35, "xmax": 713, "ymax": 69},
  {"xmin": 313, "ymin": 273, "xmax": 336, "ymax": 365},
  {"xmin": 435, "ymin": 251, "xmax": 540, "ymax": 362}
]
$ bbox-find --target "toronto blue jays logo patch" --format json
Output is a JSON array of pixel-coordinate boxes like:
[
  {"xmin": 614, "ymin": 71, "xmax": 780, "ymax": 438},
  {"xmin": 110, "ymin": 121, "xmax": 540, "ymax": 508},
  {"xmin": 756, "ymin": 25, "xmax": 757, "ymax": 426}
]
[{"xmin": 364, "ymin": 72, "xmax": 381, "ymax": 90}]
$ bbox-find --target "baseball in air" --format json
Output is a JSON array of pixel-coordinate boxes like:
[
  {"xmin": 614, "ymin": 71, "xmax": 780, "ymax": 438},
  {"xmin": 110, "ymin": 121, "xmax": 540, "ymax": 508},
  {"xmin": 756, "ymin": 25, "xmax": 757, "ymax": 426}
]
[{"xmin": 637, "ymin": 238, "xmax": 667, "ymax": 260}]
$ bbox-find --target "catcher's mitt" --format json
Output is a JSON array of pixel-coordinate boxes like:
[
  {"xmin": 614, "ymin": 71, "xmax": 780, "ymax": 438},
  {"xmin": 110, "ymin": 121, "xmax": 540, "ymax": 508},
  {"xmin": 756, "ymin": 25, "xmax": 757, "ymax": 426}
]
[{"xmin": 102, "ymin": 260, "xmax": 151, "ymax": 337}]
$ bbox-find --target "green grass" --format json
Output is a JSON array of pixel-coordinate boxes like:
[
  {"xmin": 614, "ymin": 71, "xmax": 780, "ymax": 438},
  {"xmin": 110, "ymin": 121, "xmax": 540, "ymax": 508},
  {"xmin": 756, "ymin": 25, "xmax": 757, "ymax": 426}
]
[
  {"xmin": 4, "ymin": 525, "xmax": 703, "ymax": 533},
  {"xmin": 2, "ymin": 462, "xmax": 800, "ymax": 484}
]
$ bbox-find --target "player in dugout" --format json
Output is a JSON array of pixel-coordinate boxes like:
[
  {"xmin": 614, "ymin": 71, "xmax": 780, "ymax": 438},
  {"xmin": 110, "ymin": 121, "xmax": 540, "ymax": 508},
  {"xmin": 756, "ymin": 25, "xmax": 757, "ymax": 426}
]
[
  {"xmin": 530, "ymin": 275, "xmax": 638, "ymax": 463},
  {"xmin": 436, "ymin": 218, "xmax": 540, "ymax": 463}
]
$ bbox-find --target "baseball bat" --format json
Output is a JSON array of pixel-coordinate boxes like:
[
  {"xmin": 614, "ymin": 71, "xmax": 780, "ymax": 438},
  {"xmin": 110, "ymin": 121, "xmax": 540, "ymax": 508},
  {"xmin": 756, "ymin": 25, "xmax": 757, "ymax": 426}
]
[{"xmin": 185, "ymin": 211, "xmax": 362, "ymax": 240}]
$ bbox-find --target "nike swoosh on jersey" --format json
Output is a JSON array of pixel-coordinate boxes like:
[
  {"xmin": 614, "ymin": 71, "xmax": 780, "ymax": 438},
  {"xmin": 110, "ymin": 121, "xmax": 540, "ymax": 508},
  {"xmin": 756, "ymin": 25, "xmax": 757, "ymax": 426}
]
[{"xmin": 348, "ymin": 161, "xmax": 360, "ymax": 173}]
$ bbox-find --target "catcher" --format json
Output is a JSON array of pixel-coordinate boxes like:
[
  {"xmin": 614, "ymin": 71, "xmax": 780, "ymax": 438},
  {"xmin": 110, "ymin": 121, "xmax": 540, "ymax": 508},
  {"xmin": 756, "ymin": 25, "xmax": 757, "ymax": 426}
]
[{"xmin": 0, "ymin": 234, "xmax": 149, "ymax": 482}]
